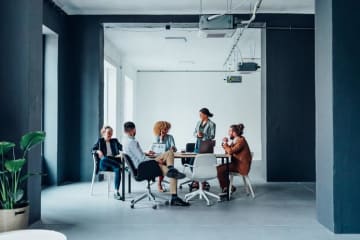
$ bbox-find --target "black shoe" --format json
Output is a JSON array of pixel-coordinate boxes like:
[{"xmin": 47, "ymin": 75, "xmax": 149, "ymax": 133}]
[
  {"xmin": 202, "ymin": 181, "xmax": 211, "ymax": 191},
  {"xmin": 170, "ymin": 197, "xmax": 190, "ymax": 207},
  {"xmin": 218, "ymin": 188, "xmax": 228, "ymax": 197},
  {"xmin": 166, "ymin": 168, "xmax": 186, "ymax": 179},
  {"xmin": 114, "ymin": 192, "xmax": 121, "ymax": 200}
]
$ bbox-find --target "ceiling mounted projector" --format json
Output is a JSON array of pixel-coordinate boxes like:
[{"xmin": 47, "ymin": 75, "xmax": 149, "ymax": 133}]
[
  {"xmin": 225, "ymin": 75, "xmax": 242, "ymax": 83},
  {"xmin": 199, "ymin": 15, "xmax": 235, "ymax": 38},
  {"xmin": 237, "ymin": 62, "xmax": 260, "ymax": 73}
]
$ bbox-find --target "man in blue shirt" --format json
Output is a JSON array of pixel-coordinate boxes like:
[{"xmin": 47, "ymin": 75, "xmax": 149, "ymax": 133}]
[{"xmin": 123, "ymin": 121, "xmax": 190, "ymax": 206}]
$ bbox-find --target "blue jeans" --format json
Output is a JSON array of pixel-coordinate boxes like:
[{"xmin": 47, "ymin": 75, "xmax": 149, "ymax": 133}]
[
  {"xmin": 194, "ymin": 138, "xmax": 201, "ymax": 153},
  {"xmin": 100, "ymin": 157, "xmax": 121, "ymax": 190}
]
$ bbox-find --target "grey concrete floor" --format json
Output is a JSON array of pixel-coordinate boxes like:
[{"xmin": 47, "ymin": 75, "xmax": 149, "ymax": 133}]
[{"xmin": 31, "ymin": 173, "xmax": 360, "ymax": 240}]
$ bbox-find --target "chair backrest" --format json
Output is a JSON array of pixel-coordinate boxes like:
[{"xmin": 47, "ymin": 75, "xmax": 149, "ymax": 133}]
[
  {"xmin": 186, "ymin": 143, "xmax": 195, "ymax": 152},
  {"xmin": 122, "ymin": 153, "xmax": 138, "ymax": 177},
  {"xmin": 191, "ymin": 154, "xmax": 217, "ymax": 180},
  {"xmin": 92, "ymin": 152, "xmax": 100, "ymax": 174},
  {"xmin": 181, "ymin": 143, "xmax": 195, "ymax": 165},
  {"xmin": 123, "ymin": 153, "xmax": 162, "ymax": 181}
]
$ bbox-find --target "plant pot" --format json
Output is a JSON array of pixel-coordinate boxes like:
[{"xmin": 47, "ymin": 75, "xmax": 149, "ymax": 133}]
[{"xmin": 0, "ymin": 205, "xmax": 29, "ymax": 232}]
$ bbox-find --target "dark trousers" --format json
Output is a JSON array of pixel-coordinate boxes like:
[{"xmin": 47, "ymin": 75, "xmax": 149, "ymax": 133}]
[
  {"xmin": 100, "ymin": 157, "xmax": 121, "ymax": 190},
  {"xmin": 217, "ymin": 163, "xmax": 239, "ymax": 189}
]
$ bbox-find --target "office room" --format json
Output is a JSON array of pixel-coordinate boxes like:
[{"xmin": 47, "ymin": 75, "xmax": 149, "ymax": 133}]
[{"xmin": 1, "ymin": 0, "xmax": 360, "ymax": 240}]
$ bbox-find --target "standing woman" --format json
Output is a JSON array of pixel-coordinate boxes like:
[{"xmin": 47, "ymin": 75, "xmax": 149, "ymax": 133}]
[
  {"xmin": 192, "ymin": 107, "xmax": 216, "ymax": 190},
  {"xmin": 92, "ymin": 126, "xmax": 123, "ymax": 200},
  {"xmin": 152, "ymin": 121, "xmax": 177, "ymax": 192},
  {"xmin": 193, "ymin": 107, "xmax": 216, "ymax": 153}
]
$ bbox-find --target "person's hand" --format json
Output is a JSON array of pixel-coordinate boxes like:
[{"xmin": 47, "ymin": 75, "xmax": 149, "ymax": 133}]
[
  {"xmin": 156, "ymin": 158, "xmax": 165, "ymax": 164},
  {"xmin": 170, "ymin": 146, "xmax": 177, "ymax": 152},
  {"xmin": 197, "ymin": 132, "xmax": 204, "ymax": 138},
  {"xmin": 147, "ymin": 151, "xmax": 155, "ymax": 156},
  {"xmin": 222, "ymin": 137, "xmax": 229, "ymax": 143},
  {"xmin": 96, "ymin": 150, "xmax": 104, "ymax": 158}
]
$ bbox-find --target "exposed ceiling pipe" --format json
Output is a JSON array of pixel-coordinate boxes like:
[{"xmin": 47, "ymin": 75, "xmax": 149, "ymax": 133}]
[
  {"xmin": 206, "ymin": 0, "xmax": 252, "ymax": 21},
  {"xmin": 223, "ymin": 0, "xmax": 263, "ymax": 67},
  {"xmin": 241, "ymin": 0, "xmax": 263, "ymax": 24}
]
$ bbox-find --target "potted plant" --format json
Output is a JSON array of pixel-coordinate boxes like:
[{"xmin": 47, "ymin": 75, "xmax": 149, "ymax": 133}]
[{"xmin": 0, "ymin": 131, "xmax": 45, "ymax": 232}]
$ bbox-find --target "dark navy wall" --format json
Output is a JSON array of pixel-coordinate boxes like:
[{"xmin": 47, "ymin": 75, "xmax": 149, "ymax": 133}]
[
  {"xmin": 332, "ymin": 0, "xmax": 360, "ymax": 233},
  {"xmin": 43, "ymin": 0, "xmax": 81, "ymax": 184},
  {"xmin": 67, "ymin": 16, "xmax": 104, "ymax": 181},
  {"xmin": 0, "ymin": 0, "xmax": 43, "ymax": 223},
  {"xmin": 266, "ymin": 28, "xmax": 315, "ymax": 181},
  {"xmin": 316, "ymin": 0, "xmax": 360, "ymax": 233},
  {"xmin": 43, "ymin": 3, "xmax": 105, "ymax": 183}
]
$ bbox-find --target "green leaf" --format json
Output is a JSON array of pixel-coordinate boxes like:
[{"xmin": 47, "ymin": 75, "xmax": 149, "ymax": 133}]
[
  {"xmin": 20, "ymin": 131, "xmax": 46, "ymax": 151},
  {"xmin": 14, "ymin": 189, "xmax": 24, "ymax": 202},
  {"xmin": 0, "ymin": 142, "xmax": 15, "ymax": 155},
  {"xmin": 4, "ymin": 159, "xmax": 26, "ymax": 172}
]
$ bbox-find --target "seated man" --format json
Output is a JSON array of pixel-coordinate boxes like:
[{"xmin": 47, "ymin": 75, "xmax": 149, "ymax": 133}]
[
  {"xmin": 92, "ymin": 125, "xmax": 123, "ymax": 200},
  {"xmin": 217, "ymin": 123, "xmax": 252, "ymax": 196},
  {"xmin": 122, "ymin": 121, "xmax": 190, "ymax": 206}
]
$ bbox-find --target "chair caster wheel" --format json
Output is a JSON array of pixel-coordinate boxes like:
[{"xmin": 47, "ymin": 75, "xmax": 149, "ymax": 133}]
[
  {"xmin": 179, "ymin": 185, "xmax": 183, "ymax": 189},
  {"xmin": 131, "ymin": 200, "xmax": 135, "ymax": 204},
  {"xmin": 152, "ymin": 205, "xmax": 157, "ymax": 209},
  {"xmin": 164, "ymin": 200, "xmax": 170, "ymax": 206},
  {"xmin": 130, "ymin": 204, "xmax": 134, "ymax": 209}
]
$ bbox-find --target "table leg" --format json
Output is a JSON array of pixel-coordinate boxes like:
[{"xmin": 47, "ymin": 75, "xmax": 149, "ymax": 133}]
[
  {"xmin": 226, "ymin": 157, "xmax": 230, "ymax": 201},
  {"xmin": 121, "ymin": 160, "xmax": 125, "ymax": 201},
  {"xmin": 128, "ymin": 171, "xmax": 131, "ymax": 193}
]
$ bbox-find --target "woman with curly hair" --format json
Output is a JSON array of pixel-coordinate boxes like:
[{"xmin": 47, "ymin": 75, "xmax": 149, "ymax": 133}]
[{"xmin": 151, "ymin": 121, "xmax": 177, "ymax": 192}]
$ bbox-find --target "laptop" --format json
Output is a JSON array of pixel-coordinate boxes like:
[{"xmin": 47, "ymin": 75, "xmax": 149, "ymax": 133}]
[
  {"xmin": 150, "ymin": 143, "xmax": 166, "ymax": 155},
  {"xmin": 199, "ymin": 140, "xmax": 215, "ymax": 153}
]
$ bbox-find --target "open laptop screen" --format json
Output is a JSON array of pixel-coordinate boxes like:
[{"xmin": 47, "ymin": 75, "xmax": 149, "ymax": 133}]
[{"xmin": 150, "ymin": 143, "xmax": 166, "ymax": 154}]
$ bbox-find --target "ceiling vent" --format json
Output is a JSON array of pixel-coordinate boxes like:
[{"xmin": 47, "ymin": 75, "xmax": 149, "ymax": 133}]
[{"xmin": 199, "ymin": 15, "xmax": 235, "ymax": 38}]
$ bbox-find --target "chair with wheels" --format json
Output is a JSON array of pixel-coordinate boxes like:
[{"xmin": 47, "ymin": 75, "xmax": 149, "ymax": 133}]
[
  {"xmin": 123, "ymin": 153, "xmax": 165, "ymax": 209},
  {"xmin": 179, "ymin": 143, "xmax": 195, "ymax": 190},
  {"xmin": 90, "ymin": 152, "xmax": 115, "ymax": 198},
  {"xmin": 229, "ymin": 152, "xmax": 255, "ymax": 198},
  {"xmin": 183, "ymin": 154, "xmax": 220, "ymax": 205}
]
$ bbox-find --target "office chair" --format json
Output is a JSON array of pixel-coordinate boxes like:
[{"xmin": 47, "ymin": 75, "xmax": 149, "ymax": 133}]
[
  {"xmin": 123, "ymin": 153, "xmax": 166, "ymax": 209},
  {"xmin": 229, "ymin": 152, "xmax": 255, "ymax": 198},
  {"xmin": 90, "ymin": 152, "xmax": 115, "ymax": 198},
  {"xmin": 183, "ymin": 154, "xmax": 220, "ymax": 206},
  {"xmin": 179, "ymin": 143, "xmax": 195, "ymax": 189}
]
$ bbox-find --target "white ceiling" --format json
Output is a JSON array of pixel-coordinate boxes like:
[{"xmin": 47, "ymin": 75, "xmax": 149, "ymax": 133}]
[
  {"xmin": 53, "ymin": 0, "xmax": 314, "ymax": 15},
  {"xmin": 104, "ymin": 27, "xmax": 261, "ymax": 71}
]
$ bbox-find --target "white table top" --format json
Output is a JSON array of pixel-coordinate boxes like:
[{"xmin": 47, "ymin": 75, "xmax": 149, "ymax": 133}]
[{"xmin": 0, "ymin": 229, "xmax": 66, "ymax": 240}]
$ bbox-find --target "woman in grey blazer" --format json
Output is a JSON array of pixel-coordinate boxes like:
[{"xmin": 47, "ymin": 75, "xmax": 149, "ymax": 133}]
[
  {"xmin": 193, "ymin": 107, "xmax": 216, "ymax": 153},
  {"xmin": 191, "ymin": 108, "xmax": 216, "ymax": 191}
]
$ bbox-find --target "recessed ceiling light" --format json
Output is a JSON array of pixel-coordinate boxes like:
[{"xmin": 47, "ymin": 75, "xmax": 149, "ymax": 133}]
[{"xmin": 164, "ymin": 36, "xmax": 187, "ymax": 42}]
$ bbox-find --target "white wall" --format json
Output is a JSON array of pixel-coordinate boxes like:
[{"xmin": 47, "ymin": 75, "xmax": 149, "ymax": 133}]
[
  {"xmin": 122, "ymin": 61, "xmax": 137, "ymax": 122},
  {"xmin": 134, "ymin": 71, "xmax": 262, "ymax": 159},
  {"xmin": 104, "ymin": 38, "xmax": 122, "ymax": 137},
  {"xmin": 104, "ymin": 38, "xmax": 138, "ymax": 137}
]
